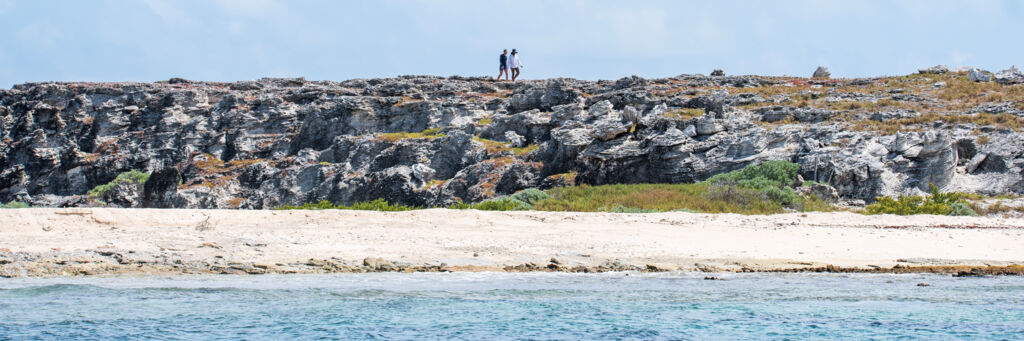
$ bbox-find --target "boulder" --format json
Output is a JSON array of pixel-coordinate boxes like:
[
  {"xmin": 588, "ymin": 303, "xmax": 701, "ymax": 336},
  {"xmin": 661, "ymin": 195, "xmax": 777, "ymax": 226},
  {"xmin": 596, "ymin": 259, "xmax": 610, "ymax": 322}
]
[
  {"xmin": 797, "ymin": 183, "xmax": 840, "ymax": 203},
  {"xmin": 590, "ymin": 116, "xmax": 632, "ymax": 141},
  {"xmin": 710, "ymin": 69, "xmax": 725, "ymax": 77},
  {"xmin": 103, "ymin": 182, "xmax": 140, "ymax": 208},
  {"xmin": 812, "ymin": 66, "xmax": 830, "ymax": 79},
  {"xmin": 918, "ymin": 65, "xmax": 949, "ymax": 74},
  {"xmin": 694, "ymin": 118, "xmax": 724, "ymax": 135},
  {"xmin": 363, "ymin": 257, "xmax": 395, "ymax": 271},
  {"xmin": 504, "ymin": 131, "xmax": 526, "ymax": 147},
  {"xmin": 994, "ymin": 66, "xmax": 1024, "ymax": 84},
  {"xmin": 969, "ymin": 68, "xmax": 991, "ymax": 82},
  {"xmin": 141, "ymin": 168, "xmax": 181, "ymax": 208}
]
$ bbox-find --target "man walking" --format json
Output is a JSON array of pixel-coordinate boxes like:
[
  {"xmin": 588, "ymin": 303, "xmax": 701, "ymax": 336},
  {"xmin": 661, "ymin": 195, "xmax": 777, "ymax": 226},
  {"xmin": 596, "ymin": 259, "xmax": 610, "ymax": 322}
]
[
  {"xmin": 497, "ymin": 49, "xmax": 509, "ymax": 81},
  {"xmin": 509, "ymin": 49, "xmax": 522, "ymax": 82}
]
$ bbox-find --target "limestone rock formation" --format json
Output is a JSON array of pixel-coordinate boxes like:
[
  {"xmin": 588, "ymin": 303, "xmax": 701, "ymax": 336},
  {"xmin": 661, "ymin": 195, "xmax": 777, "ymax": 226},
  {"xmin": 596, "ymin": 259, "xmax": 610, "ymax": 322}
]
[
  {"xmin": 2, "ymin": 70, "xmax": 1023, "ymax": 209},
  {"xmin": 994, "ymin": 66, "xmax": 1024, "ymax": 85},
  {"xmin": 918, "ymin": 65, "xmax": 949, "ymax": 74},
  {"xmin": 969, "ymin": 68, "xmax": 992, "ymax": 82},
  {"xmin": 812, "ymin": 66, "xmax": 831, "ymax": 79}
]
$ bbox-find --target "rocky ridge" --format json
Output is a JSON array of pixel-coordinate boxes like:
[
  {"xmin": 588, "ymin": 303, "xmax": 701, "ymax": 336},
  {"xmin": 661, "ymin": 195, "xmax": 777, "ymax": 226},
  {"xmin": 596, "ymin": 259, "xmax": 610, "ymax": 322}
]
[{"xmin": 2, "ymin": 67, "xmax": 1023, "ymax": 208}]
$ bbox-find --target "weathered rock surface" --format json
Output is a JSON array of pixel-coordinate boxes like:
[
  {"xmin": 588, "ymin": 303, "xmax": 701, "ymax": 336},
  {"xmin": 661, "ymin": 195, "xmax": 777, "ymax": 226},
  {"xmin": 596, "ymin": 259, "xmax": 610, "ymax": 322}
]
[
  {"xmin": 813, "ymin": 66, "xmax": 831, "ymax": 78},
  {"xmin": 1, "ymin": 71, "xmax": 1023, "ymax": 208},
  {"xmin": 969, "ymin": 68, "xmax": 992, "ymax": 82},
  {"xmin": 918, "ymin": 65, "xmax": 949, "ymax": 74},
  {"xmin": 994, "ymin": 66, "xmax": 1024, "ymax": 85}
]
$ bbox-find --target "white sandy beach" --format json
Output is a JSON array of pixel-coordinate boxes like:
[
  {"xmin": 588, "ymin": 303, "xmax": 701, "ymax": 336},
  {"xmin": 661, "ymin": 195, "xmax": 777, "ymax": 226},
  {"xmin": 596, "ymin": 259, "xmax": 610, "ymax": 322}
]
[{"xmin": 1, "ymin": 208, "xmax": 1022, "ymax": 275}]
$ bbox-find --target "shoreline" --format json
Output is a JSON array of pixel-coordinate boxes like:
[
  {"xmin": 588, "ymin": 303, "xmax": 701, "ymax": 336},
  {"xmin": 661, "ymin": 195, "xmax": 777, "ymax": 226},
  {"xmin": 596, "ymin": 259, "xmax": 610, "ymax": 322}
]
[{"xmin": 1, "ymin": 208, "xmax": 1023, "ymax": 277}]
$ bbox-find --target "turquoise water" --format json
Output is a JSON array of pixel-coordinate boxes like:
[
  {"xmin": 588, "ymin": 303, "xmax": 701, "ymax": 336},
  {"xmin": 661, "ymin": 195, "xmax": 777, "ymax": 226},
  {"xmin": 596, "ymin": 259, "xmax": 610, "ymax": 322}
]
[{"xmin": 1, "ymin": 273, "xmax": 1022, "ymax": 340}]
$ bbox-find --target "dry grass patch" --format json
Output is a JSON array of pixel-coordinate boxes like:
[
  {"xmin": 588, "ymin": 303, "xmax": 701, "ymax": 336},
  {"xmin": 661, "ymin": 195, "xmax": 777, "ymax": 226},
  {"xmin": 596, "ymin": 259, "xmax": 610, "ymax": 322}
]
[
  {"xmin": 376, "ymin": 128, "xmax": 445, "ymax": 142},
  {"xmin": 848, "ymin": 112, "xmax": 1024, "ymax": 134},
  {"xmin": 422, "ymin": 179, "xmax": 447, "ymax": 190},
  {"xmin": 663, "ymin": 108, "xmax": 705, "ymax": 120},
  {"xmin": 473, "ymin": 136, "xmax": 539, "ymax": 155},
  {"xmin": 534, "ymin": 183, "xmax": 784, "ymax": 214}
]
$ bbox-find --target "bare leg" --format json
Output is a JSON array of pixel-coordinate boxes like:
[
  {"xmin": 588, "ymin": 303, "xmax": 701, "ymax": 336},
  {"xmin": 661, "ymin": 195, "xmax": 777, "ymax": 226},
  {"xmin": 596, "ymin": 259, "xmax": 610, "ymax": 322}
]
[
  {"xmin": 512, "ymin": 68, "xmax": 520, "ymax": 81},
  {"xmin": 496, "ymin": 69, "xmax": 507, "ymax": 81}
]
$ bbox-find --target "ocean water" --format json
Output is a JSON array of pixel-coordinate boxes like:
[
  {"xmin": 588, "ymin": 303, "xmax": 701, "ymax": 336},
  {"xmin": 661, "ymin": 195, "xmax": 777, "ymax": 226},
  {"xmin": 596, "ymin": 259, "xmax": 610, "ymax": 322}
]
[{"xmin": 1, "ymin": 273, "xmax": 1022, "ymax": 340}]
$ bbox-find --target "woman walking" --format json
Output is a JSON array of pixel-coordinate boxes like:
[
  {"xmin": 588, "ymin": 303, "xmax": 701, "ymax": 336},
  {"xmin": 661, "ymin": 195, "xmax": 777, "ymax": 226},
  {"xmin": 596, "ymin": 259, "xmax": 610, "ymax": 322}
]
[
  {"xmin": 497, "ymin": 49, "xmax": 509, "ymax": 81},
  {"xmin": 509, "ymin": 49, "xmax": 522, "ymax": 82}
]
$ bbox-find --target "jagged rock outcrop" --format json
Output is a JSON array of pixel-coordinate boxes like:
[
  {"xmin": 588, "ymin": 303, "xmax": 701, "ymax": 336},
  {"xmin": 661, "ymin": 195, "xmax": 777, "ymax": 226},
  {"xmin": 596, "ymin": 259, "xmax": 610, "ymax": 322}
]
[
  {"xmin": 918, "ymin": 65, "xmax": 949, "ymax": 74},
  {"xmin": 2, "ymin": 71, "xmax": 1023, "ymax": 208},
  {"xmin": 994, "ymin": 66, "xmax": 1024, "ymax": 85},
  {"xmin": 813, "ymin": 66, "xmax": 831, "ymax": 79},
  {"xmin": 969, "ymin": 68, "xmax": 992, "ymax": 82}
]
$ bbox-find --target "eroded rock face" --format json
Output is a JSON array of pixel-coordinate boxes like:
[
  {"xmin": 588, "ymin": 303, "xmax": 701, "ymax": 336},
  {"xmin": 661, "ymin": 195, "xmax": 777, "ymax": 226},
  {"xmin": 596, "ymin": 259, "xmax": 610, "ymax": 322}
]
[
  {"xmin": 813, "ymin": 66, "xmax": 831, "ymax": 79},
  {"xmin": 918, "ymin": 65, "xmax": 949, "ymax": 75},
  {"xmin": 2, "ymin": 73, "xmax": 1023, "ymax": 208},
  {"xmin": 969, "ymin": 68, "xmax": 992, "ymax": 82}
]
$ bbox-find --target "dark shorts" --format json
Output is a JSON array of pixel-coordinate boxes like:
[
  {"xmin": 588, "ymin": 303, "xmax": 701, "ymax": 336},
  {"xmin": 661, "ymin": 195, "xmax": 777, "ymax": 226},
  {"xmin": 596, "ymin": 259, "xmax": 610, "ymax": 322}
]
[{"xmin": 499, "ymin": 64, "xmax": 507, "ymax": 71}]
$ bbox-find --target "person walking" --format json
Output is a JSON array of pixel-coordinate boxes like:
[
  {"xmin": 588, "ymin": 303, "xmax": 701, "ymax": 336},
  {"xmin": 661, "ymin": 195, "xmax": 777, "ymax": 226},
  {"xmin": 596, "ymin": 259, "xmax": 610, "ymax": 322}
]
[
  {"xmin": 497, "ymin": 49, "xmax": 509, "ymax": 81},
  {"xmin": 509, "ymin": 49, "xmax": 522, "ymax": 82}
]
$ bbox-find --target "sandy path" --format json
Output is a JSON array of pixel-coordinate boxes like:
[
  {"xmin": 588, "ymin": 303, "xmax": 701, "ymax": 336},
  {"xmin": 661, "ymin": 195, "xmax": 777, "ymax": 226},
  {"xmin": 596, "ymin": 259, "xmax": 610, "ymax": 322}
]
[{"xmin": 1, "ymin": 208, "xmax": 1022, "ymax": 275}]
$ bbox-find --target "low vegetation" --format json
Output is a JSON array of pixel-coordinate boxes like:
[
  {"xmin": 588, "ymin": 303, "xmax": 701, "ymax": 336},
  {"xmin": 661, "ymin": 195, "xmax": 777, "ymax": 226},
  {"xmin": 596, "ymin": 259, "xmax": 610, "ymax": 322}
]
[
  {"xmin": 376, "ymin": 128, "xmax": 445, "ymax": 142},
  {"xmin": 663, "ymin": 108, "xmax": 705, "ymax": 120},
  {"xmin": 276, "ymin": 198, "xmax": 419, "ymax": 211},
  {"xmin": 849, "ymin": 112, "xmax": 1024, "ymax": 134},
  {"xmin": 276, "ymin": 161, "xmax": 833, "ymax": 214},
  {"xmin": 0, "ymin": 201, "xmax": 30, "ymax": 208},
  {"xmin": 87, "ymin": 170, "xmax": 150, "ymax": 198},
  {"xmin": 865, "ymin": 184, "xmax": 978, "ymax": 216},
  {"xmin": 473, "ymin": 137, "xmax": 539, "ymax": 155},
  {"xmin": 536, "ymin": 160, "xmax": 831, "ymax": 214}
]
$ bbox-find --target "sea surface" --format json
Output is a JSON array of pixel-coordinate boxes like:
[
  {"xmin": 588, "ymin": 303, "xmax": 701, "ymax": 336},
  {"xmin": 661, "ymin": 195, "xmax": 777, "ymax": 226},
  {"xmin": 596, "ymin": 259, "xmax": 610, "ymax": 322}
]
[{"xmin": 1, "ymin": 272, "xmax": 1022, "ymax": 340}]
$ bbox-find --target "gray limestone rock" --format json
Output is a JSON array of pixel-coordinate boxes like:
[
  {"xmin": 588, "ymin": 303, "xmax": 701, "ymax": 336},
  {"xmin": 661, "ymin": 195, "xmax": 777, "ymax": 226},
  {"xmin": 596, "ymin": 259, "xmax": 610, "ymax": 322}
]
[
  {"xmin": 812, "ymin": 66, "xmax": 831, "ymax": 79},
  {"xmin": 918, "ymin": 65, "xmax": 949, "ymax": 74},
  {"xmin": 2, "ymin": 73, "xmax": 1022, "ymax": 209},
  {"xmin": 994, "ymin": 66, "xmax": 1024, "ymax": 85},
  {"xmin": 969, "ymin": 68, "xmax": 992, "ymax": 82}
]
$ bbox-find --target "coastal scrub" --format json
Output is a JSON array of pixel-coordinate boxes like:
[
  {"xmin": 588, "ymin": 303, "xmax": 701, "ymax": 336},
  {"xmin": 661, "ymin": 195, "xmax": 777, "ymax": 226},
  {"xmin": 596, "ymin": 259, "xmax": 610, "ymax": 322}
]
[
  {"xmin": 865, "ymin": 184, "xmax": 978, "ymax": 216},
  {"xmin": 87, "ymin": 170, "xmax": 150, "ymax": 198}
]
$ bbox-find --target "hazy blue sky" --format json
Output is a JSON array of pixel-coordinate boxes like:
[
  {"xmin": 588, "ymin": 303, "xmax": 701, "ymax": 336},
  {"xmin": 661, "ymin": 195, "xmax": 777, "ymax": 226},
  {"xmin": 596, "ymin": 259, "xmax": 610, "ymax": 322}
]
[{"xmin": 0, "ymin": 0, "xmax": 1021, "ymax": 87}]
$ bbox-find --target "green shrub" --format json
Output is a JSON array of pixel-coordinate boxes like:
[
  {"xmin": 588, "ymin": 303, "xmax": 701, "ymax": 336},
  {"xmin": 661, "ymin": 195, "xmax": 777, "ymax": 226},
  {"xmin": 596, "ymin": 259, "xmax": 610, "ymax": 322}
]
[
  {"xmin": 88, "ymin": 170, "xmax": 150, "ymax": 198},
  {"xmin": 949, "ymin": 202, "xmax": 979, "ymax": 216},
  {"xmin": 705, "ymin": 160, "xmax": 800, "ymax": 190},
  {"xmin": 866, "ymin": 184, "xmax": 978, "ymax": 216},
  {"xmin": 762, "ymin": 186, "xmax": 798, "ymax": 206},
  {"xmin": 866, "ymin": 195, "xmax": 924, "ymax": 215},
  {"xmin": 347, "ymin": 198, "xmax": 419, "ymax": 211},
  {"xmin": 276, "ymin": 198, "xmax": 418, "ymax": 211},
  {"xmin": 509, "ymin": 188, "xmax": 549, "ymax": 205},
  {"xmin": 472, "ymin": 197, "xmax": 532, "ymax": 211},
  {"xmin": 0, "ymin": 201, "xmax": 30, "ymax": 208},
  {"xmin": 446, "ymin": 202, "xmax": 473, "ymax": 209}
]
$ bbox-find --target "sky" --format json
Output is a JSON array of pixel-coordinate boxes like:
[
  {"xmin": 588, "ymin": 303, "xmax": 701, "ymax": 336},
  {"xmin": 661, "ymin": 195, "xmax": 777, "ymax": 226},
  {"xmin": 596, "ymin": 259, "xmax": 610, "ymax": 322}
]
[{"xmin": 0, "ymin": 0, "xmax": 1021, "ymax": 87}]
